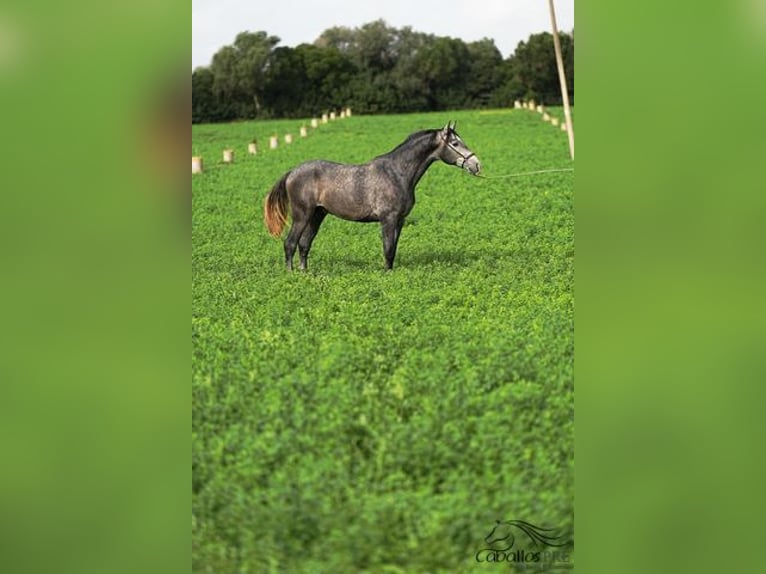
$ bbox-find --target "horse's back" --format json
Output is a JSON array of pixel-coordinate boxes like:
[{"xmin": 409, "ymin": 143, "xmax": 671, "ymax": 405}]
[{"xmin": 288, "ymin": 159, "xmax": 364, "ymax": 186}]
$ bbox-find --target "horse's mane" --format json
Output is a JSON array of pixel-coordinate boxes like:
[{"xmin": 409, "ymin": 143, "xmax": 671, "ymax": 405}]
[{"xmin": 383, "ymin": 129, "xmax": 439, "ymax": 156}]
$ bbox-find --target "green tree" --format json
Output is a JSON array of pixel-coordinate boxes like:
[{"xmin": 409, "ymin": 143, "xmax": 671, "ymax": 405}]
[
  {"xmin": 209, "ymin": 46, "xmax": 242, "ymax": 120},
  {"xmin": 316, "ymin": 19, "xmax": 405, "ymax": 114},
  {"xmin": 296, "ymin": 43, "xmax": 357, "ymax": 114},
  {"xmin": 263, "ymin": 47, "xmax": 307, "ymax": 118},
  {"xmin": 389, "ymin": 27, "xmax": 432, "ymax": 112},
  {"xmin": 492, "ymin": 31, "xmax": 574, "ymax": 106},
  {"xmin": 416, "ymin": 37, "xmax": 471, "ymax": 109},
  {"xmin": 464, "ymin": 39, "xmax": 503, "ymax": 108},
  {"xmin": 210, "ymin": 31, "xmax": 280, "ymax": 119},
  {"xmin": 192, "ymin": 67, "xmax": 216, "ymax": 124},
  {"xmin": 354, "ymin": 19, "xmax": 396, "ymax": 73},
  {"xmin": 191, "ymin": 23, "xmax": 573, "ymax": 123},
  {"xmin": 314, "ymin": 25, "xmax": 356, "ymax": 55}
]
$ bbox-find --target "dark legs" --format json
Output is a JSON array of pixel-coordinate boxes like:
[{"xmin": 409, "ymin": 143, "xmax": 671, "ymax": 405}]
[
  {"xmin": 298, "ymin": 208, "xmax": 327, "ymax": 270},
  {"xmin": 285, "ymin": 208, "xmax": 404, "ymax": 271},
  {"xmin": 284, "ymin": 207, "xmax": 307, "ymax": 271},
  {"xmin": 381, "ymin": 217, "xmax": 404, "ymax": 270},
  {"xmin": 284, "ymin": 207, "xmax": 326, "ymax": 271}
]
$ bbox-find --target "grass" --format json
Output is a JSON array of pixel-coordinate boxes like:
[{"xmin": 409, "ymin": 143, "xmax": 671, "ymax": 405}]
[{"xmin": 192, "ymin": 108, "xmax": 574, "ymax": 573}]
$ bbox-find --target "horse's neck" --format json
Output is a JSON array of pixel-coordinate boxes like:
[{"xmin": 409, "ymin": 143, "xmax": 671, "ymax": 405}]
[{"xmin": 381, "ymin": 133, "xmax": 439, "ymax": 191}]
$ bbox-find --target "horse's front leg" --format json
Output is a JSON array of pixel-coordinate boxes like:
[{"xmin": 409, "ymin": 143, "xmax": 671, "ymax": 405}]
[{"xmin": 380, "ymin": 216, "xmax": 404, "ymax": 270}]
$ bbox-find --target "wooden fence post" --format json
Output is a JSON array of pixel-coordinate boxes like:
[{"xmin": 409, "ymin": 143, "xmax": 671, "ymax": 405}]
[{"xmin": 549, "ymin": 0, "xmax": 574, "ymax": 159}]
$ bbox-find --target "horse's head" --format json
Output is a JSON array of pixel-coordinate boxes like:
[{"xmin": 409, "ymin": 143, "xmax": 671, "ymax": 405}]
[{"xmin": 438, "ymin": 121, "xmax": 481, "ymax": 175}]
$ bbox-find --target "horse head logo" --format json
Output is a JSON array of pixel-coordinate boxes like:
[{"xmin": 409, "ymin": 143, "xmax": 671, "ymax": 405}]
[{"xmin": 483, "ymin": 520, "xmax": 570, "ymax": 552}]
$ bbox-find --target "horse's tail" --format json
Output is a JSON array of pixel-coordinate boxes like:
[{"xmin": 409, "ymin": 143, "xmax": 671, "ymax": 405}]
[{"xmin": 264, "ymin": 172, "xmax": 291, "ymax": 237}]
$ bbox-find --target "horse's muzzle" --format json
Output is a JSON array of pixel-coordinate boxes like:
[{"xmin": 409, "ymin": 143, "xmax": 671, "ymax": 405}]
[{"xmin": 461, "ymin": 156, "xmax": 481, "ymax": 176}]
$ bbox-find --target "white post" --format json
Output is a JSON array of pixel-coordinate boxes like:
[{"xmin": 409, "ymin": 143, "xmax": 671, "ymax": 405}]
[
  {"xmin": 543, "ymin": 112, "xmax": 551, "ymax": 122},
  {"xmin": 321, "ymin": 113, "xmax": 328, "ymax": 124},
  {"xmin": 340, "ymin": 110, "xmax": 346, "ymax": 119},
  {"xmin": 300, "ymin": 126, "xmax": 307, "ymax": 137},
  {"xmin": 514, "ymin": 100, "xmax": 522, "ymax": 109},
  {"xmin": 346, "ymin": 107, "xmax": 352, "ymax": 117},
  {"xmin": 330, "ymin": 111, "xmax": 336, "ymax": 121},
  {"xmin": 248, "ymin": 142, "xmax": 257, "ymax": 155},
  {"xmin": 192, "ymin": 156, "xmax": 202, "ymax": 173},
  {"xmin": 548, "ymin": 0, "xmax": 574, "ymax": 159},
  {"xmin": 269, "ymin": 136, "xmax": 278, "ymax": 149},
  {"xmin": 223, "ymin": 149, "xmax": 234, "ymax": 163},
  {"xmin": 311, "ymin": 118, "xmax": 319, "ymax": 128},
  {"xmin": 284, "ymin": 134, "xmax": 293, "ymax": 144},
  {"xmin": 551, "ymin": 117, "xmax": 560, "ymax": 127}
]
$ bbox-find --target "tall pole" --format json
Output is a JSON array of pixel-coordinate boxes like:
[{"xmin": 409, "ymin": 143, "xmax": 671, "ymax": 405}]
[{"xmin": 548, "ymin": 0, "xmax": 574, "ymax": 159}]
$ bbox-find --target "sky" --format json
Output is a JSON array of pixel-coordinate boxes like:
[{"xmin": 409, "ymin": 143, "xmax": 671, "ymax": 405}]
[{"xmin": 192, "ymin": 0, "xmax": 574, "ymax": 69}]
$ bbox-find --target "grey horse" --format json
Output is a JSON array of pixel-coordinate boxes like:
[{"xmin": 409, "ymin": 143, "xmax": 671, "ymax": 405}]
[{"xmin": 264, "ymin": 121, "xmax": 481, "ymax": 270}]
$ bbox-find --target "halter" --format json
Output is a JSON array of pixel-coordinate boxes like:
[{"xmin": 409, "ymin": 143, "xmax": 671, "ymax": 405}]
[{"xmin": 441, "ymin": 130, "xmax": 476, "ymax": 169}]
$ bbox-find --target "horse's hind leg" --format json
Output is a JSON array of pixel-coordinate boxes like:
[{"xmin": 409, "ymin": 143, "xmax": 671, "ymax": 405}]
[
  {"xmin": 284, "ymin": 206, "xmax": 310, "ymax": 271},
  {"xmin": 298, "ymin": 207, "xmax": 327, "ymax": 270}
]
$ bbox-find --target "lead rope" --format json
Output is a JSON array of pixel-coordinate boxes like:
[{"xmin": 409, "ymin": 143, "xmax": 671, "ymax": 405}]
[{"xmin": 474, "ymin": 167, "xmax": 574, "ymax": 179}]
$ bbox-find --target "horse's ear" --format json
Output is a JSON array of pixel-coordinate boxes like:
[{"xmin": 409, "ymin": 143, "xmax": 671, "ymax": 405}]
[
  {"xmin": 452, "ymin": 120, "xmax": 457, "ymax": 132},
  {"xmin": 443, "ymin": 121, "xmax": 452, "ymax": 133}
]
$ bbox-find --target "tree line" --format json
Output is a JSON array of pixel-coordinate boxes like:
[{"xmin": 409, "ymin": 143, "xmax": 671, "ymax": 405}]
[{"xmin": 192, "ymin": 20, "xmax": 573, "ymax": 124}]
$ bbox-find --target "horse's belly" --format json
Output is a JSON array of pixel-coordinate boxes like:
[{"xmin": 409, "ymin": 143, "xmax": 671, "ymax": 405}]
[
  {"xmin": 320, "ymin": 202, "xmax": 378, "ymax": 223},
  {"xmin": 319, "ymin": 194, "xmax": 378, "ymax": 222}
]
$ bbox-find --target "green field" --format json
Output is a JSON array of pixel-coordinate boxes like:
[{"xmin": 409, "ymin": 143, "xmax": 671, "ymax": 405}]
[{"xmin": 192, "ymin": 109, "xmax": 574, "ymax": 572}]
